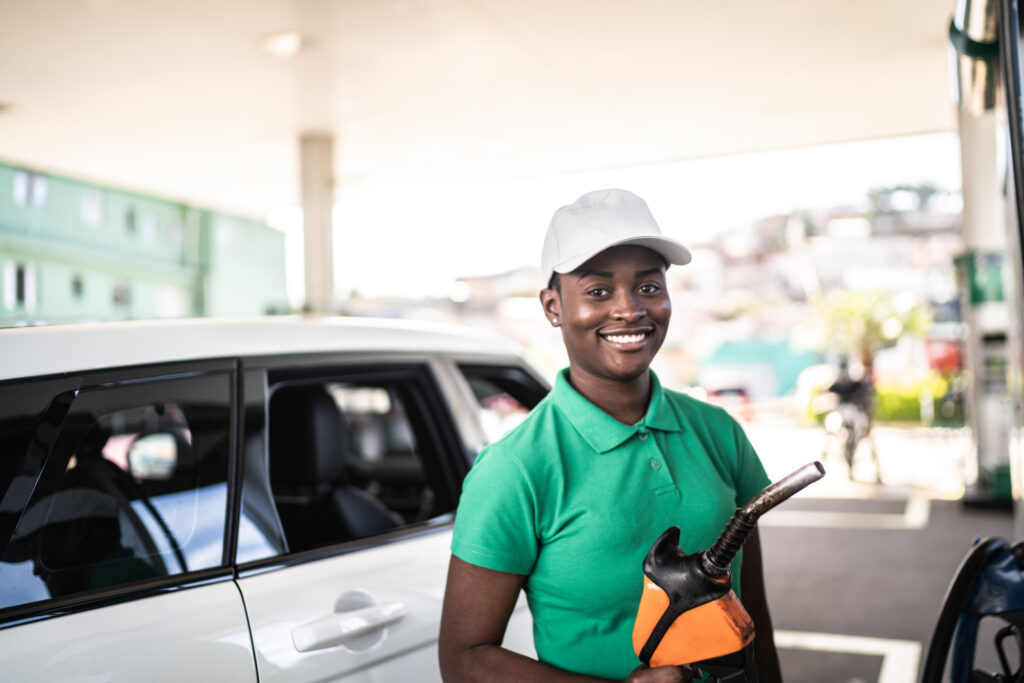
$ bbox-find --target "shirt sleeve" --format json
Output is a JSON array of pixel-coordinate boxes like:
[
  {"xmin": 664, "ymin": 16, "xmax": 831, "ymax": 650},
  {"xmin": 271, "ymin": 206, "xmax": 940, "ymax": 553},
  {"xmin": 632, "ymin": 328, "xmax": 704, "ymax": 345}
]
[
  {"xmin": 451, "ymin": 444, "xmax": 538, "ymax": 575},
  {"xmin": 730, "ymin": 420, "xmax": 772, "ymax": 507}
]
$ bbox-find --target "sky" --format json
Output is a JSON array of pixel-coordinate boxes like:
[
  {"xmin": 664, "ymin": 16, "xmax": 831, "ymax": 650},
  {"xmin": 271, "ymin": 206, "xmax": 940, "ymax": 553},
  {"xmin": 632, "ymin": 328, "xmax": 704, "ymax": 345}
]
[{"xmin": 269, "ymin": 132, "xmax": 963, "ymax": 305}]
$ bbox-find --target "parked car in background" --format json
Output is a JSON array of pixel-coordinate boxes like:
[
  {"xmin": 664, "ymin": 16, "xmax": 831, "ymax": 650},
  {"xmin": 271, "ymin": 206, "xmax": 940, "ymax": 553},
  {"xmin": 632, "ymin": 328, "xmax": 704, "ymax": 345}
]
[
  {"xmin": 705, "ymin": 386, "xmax": 755, "ymax": 422},
  {"xmin": 0, "ymin": 317, "xmax": 549, "ymax": 682}
]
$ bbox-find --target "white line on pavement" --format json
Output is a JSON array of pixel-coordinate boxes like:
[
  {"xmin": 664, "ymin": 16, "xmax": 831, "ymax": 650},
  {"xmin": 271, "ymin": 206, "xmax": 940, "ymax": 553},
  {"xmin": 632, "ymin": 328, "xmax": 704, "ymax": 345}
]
[
  {"xmin": 903, "ymin": 495, "xmax": 931, "ymax": 528},
  {"xmin": 760, "ymin": 495, "xmax": 931, "ymax": 530},
  {"xmin": 775, "ymin": 630, "xmax": 922, "ymax": 683}
]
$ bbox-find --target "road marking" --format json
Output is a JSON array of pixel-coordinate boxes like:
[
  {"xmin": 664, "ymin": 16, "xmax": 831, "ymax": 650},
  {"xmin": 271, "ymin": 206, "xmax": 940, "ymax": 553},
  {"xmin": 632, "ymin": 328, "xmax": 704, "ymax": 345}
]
[
  {"xmin": 759, "ymin": 495, "xmax": 930, "ymax": 530},
  {"xmin": 903, "ymin": 495, "xmax": 931, "ymax": 528},
  {"xmin": 775, "ymin": 630, "xmax": 922, "ymax": 683}
]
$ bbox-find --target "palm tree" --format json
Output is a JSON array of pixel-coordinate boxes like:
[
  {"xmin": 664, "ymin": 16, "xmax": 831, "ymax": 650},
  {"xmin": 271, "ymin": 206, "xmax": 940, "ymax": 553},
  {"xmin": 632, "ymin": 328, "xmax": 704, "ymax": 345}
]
[{"xmin": 813, "ymin": 289, "xmax": 932, "ymax": 371}]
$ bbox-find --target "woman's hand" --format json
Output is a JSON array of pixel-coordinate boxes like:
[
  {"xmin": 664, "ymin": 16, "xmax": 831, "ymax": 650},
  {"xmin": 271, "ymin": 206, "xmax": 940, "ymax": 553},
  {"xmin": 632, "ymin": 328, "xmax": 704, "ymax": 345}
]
[{"xmin": 625, "ymin": 664, "xmax": 697, "ymax": 682}]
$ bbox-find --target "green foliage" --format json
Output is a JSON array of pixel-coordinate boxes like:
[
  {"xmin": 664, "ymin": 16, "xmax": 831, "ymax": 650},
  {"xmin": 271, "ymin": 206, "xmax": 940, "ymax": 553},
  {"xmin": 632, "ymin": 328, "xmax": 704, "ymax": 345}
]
[
  {"xmin": 874, "ymin": 372, "xmax": 952, "ymax": 423},
  {"xmin": 804, "ymin": 370, "xmax": 962, "ymax": 425},
  {"xmin": 812, "ymin": 289, "xmax": 932, "ymax": 362}
]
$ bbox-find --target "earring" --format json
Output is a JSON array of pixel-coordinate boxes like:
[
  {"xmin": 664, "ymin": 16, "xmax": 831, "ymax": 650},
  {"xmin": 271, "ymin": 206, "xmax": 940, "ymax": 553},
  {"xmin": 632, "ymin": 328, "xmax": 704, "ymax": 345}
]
[{"xmin": 552, "ymin": 317, "xmax": 559, "ymax": 325}]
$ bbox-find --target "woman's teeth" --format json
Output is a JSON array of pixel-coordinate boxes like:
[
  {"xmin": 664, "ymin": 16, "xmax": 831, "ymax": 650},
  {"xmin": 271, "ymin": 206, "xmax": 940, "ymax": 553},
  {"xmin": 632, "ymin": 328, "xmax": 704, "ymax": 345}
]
[{"xmin": 604, "ymin": 333, "xmax": 646, "ymax": 344}]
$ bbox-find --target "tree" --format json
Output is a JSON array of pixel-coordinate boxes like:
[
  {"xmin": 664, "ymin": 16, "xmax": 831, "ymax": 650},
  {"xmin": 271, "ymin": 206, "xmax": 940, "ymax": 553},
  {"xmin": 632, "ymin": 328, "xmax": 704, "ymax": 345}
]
[{"xmin": 812, "ymin": 289, "xmax": 932, "ymax": 369}]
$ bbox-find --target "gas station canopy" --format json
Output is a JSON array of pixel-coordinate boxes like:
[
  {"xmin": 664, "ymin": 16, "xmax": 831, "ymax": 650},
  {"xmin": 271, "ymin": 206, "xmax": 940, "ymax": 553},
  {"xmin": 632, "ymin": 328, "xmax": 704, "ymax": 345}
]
[{"xmin": 0, "ymin": 0, "xmax": 955, "ymax": 218}]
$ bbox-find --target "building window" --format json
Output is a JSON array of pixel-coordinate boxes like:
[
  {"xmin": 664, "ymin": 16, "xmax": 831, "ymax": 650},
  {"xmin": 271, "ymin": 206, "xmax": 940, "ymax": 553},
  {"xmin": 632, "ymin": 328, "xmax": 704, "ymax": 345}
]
[
  {"xmin": 113, "ymin": 283, "xmax": 131, "ymax": 309},
  {"xmin": 214, "ymin": 218, "xmax": 234, "ymax": 248},
  {"xmin": 3, "ymin": 262, "xmax": 37, "ymax": 312},
  {"xmin": 12, "ymin": 171, "xmax": 28, "ymax": 205},
  {"xmin": 71, "ymin": 275, "xmax": 84, "ymax": 299},
  {"xmin": 125, "ymin": 207, "xmax": 137, "ymax": 235},
  {"xmin": 16, "ymin": 265, "xmax": 25, "ymax": 305},
  {"xmin": 12, "ymin": 171, "xmax": 47, "ymax": 207},
  {"xmin": 31, "ymin": 176, "xmax": 48, "ymax": 206},
  {"xmin": 23, "ymin": 264, "xmax": 37, "ymax": 312},
  {"xmin": 81, "ymin": 189, "xmax": 104, "ymax": 227},
  {"xmin": 141, "ymin": 213, "xmax": 158, "ymax": 245}
]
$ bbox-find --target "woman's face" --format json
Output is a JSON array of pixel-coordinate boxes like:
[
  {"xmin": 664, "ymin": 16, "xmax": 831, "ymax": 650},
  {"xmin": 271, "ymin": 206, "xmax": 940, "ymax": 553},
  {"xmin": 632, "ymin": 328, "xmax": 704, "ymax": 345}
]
[{"xmin": 542, "ymin": 245, "xmax": 671, "ymax": 385}]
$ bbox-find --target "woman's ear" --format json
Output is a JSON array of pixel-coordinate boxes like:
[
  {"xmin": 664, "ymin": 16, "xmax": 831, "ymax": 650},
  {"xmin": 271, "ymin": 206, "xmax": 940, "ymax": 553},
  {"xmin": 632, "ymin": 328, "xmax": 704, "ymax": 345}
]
[{"xmin": 539, "ymin": 288, "xmax": 562, "ymax": 327}]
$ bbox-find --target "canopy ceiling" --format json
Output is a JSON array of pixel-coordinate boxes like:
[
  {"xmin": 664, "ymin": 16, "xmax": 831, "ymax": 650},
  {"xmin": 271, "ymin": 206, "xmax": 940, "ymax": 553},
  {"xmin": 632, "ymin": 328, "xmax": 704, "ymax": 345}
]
[{"xmin": 0, "ymin": 0, "xmax": 957, "ymax": 218}]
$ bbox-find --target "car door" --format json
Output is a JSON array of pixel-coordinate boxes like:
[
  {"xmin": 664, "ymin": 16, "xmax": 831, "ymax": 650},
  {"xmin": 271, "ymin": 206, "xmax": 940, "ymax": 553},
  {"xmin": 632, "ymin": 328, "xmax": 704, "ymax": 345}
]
[
  {"xmin": 446, "ymin": 357, "xmax": 551, "ymax": 657},
  {"xmin": 0, "ymin": 362, "xmax": 257, "ymax": 682},
  {"xmin": 235, "ymin": 358, "xmax": 469, "ymax": 682}
]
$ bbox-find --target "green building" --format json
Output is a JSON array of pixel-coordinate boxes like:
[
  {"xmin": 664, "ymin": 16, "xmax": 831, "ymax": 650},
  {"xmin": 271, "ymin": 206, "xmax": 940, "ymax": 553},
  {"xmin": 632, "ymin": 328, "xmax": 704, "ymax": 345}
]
[{"xmin": 0, "ymin": 162, "xmax": 288, "ymax": 327}]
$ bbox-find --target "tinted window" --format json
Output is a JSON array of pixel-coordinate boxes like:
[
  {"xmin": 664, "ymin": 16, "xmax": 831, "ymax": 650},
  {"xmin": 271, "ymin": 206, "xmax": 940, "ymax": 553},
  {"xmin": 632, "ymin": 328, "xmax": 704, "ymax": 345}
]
[
  {"xmin": 267, "ymin": 369, "xmax": 457, "ymax": 554},
  {"xmin": 0, "ymin": 373, "xmax": 232, "ymax": 611}
]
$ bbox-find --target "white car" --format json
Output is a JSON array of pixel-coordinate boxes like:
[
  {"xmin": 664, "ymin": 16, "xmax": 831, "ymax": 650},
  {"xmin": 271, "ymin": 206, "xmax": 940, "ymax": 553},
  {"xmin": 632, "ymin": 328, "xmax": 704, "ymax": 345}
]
[{"xmin": 0, "ymin": 317, "xmax": 548, "ymax": 681}]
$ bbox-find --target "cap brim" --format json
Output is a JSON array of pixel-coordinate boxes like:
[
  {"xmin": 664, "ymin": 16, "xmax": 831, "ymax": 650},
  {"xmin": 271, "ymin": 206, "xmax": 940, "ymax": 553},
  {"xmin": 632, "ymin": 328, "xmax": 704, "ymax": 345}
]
[{"xmin": 552, "ymin": 235, "xmax": 692, "ymax": 275}]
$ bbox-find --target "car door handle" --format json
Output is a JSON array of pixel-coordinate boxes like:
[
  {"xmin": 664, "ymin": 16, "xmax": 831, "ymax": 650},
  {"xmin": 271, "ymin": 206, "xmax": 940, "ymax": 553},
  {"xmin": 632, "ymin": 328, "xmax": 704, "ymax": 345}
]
[{"xmin": 292, "ymin": 601, "xmax": 407, "ymax": 653}]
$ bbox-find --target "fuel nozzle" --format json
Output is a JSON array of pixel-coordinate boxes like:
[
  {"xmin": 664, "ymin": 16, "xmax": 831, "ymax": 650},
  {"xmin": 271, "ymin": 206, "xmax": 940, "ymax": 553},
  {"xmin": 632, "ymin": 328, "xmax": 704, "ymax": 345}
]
[
  {"xmin": 633, "ymin": 461, "xmax": 826, "ymax": 670},
  {"xmin": 701, "ymin": 461, "xmax": 826, "ymax": 579}
]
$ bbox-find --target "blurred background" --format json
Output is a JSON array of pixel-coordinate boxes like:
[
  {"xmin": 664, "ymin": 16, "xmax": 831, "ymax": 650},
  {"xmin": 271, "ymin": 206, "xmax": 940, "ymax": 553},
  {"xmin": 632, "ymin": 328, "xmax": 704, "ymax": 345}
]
[{"xmin": 3, "ymin": 1, "xmax": 1024, "ymax": 680}]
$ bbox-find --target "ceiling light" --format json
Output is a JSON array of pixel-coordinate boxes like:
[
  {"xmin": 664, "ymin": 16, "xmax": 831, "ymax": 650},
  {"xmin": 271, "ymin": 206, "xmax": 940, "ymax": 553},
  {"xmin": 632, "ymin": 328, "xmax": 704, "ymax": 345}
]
[{"xmin": 262, "ymin": 30, "xmax": 305, "ymax": 58}]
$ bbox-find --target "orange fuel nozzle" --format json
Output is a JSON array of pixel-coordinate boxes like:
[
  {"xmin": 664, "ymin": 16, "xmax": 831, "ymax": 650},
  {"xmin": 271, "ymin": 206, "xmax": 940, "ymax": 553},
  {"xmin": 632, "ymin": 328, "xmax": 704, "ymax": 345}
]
[{"xmin": 633, "ymin": 461, "xmax": 825, "ymax": 670}]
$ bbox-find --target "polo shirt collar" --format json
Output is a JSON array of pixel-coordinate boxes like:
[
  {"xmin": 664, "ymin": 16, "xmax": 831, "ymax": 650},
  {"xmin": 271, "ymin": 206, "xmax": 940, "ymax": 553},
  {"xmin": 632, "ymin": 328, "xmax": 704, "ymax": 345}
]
[{"xmin": 550, "ymin": 368, "xmax": 683, "ymax": 454}]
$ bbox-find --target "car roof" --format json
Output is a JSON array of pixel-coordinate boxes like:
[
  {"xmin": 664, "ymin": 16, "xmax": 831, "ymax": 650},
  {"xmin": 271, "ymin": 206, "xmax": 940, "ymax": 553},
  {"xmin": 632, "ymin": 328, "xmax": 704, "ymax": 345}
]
[{"xmin": 0, "ymin": 316, "xmax": 525, "ymax": 381}]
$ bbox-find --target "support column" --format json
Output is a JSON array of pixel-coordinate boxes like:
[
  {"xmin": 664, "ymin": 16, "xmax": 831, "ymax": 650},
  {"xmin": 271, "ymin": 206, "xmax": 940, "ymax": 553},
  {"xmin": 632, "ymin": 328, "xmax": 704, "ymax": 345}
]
[
  {"xmin": 949, "ymin": 0, "xmax": 1013, "ymax": 502},
  {"xmin": 957, "ymin": 108, "xmax": 1012, "ymax": 502},
  {"xmin": 300, "ymin": 133, "xmax": 335, "ymax": 313}
]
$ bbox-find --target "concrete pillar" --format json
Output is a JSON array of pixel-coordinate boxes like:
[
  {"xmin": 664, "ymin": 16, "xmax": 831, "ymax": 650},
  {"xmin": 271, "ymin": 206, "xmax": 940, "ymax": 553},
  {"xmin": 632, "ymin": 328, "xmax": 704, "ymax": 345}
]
[
  {"xmin": 957, "ymin": 108, "xmax": 1012, "ymax": 500},
  {"xmin": 959, "ymin": 111, "xmax": 1005, "ymax": 248},
  {"xmin": 300, "ymin": 133, "xmax": 335, "ymax": 313}
]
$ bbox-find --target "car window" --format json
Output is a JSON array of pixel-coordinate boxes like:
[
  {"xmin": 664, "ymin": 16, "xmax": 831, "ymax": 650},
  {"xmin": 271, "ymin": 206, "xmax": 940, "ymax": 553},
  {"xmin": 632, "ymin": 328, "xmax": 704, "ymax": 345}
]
[
  {"xmin": 0, "ymin": 372, "xmax": 232, "ymax": 612},
  {"xmin": 266, "ymin": 368, "xmax": 459, "ymax": 554},
  {"xmin": 458, "ymin": 363, "xmax": 548, "ymax": 443}
]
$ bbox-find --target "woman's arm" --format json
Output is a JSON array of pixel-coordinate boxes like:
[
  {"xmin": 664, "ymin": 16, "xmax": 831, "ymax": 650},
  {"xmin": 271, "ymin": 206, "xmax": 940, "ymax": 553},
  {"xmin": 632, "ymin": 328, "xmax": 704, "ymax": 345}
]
[
  {"xmin": 739, "ymin": 527, "xmax": 783, "ymax": 683},
  {"xmin": 439, "ymin": 555, "xmax": 690, "ymax": 682}
]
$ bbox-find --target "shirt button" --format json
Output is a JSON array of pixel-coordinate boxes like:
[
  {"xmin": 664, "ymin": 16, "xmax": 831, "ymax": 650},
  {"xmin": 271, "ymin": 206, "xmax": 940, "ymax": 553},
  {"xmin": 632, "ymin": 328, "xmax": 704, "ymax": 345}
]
[
  {"xmin": 638, "ymin": 431, "xmax": 649, "ymax": 441},
  {"xmin": 649, "ymin": 459, "xmax": 661, "ymax": 470}
]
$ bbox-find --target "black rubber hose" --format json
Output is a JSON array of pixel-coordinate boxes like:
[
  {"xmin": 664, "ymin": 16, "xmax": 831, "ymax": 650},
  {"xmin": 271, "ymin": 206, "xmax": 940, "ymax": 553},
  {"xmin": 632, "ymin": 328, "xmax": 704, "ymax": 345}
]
[{"xmin": 702, "ymin": 461, "xmax": 825, "ymax": 578}]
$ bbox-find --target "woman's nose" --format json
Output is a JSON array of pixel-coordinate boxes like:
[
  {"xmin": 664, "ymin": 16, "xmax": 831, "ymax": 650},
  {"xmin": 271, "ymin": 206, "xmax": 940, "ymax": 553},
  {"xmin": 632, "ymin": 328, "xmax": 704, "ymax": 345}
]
[{"xmin": 611, "ymin": 291, "xmax": 646, "ymax": 321}]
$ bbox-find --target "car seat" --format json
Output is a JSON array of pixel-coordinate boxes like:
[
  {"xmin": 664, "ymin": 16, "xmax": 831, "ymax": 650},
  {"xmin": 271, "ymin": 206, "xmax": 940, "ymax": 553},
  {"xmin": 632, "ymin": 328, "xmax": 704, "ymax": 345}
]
[{"xmin": 269, "ymin": 384, "xmax": 403, "ymax": 552}]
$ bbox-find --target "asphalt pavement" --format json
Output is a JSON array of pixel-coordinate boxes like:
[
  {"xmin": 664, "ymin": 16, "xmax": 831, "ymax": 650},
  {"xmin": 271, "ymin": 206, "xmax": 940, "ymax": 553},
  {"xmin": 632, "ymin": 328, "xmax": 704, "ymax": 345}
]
[{"xmin": 740, "ymin": 420, "xmax": 1017, "ymax": 683}]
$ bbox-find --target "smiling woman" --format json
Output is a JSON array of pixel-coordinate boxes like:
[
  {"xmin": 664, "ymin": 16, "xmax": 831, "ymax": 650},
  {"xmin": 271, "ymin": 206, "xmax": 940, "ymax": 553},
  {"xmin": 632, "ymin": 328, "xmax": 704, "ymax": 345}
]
[{"xmin": 439, "ymin": 189, "xmax": 782, "ymax": 682}]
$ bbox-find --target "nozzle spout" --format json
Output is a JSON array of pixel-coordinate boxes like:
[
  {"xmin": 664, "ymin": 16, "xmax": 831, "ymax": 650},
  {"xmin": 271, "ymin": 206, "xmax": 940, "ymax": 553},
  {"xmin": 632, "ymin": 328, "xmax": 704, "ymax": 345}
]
[
  {"xmin": 739, "ymin": 460, "xmax": 826, "ymax": 519},
  {"xmin": 701, "ymin": 461, "xmax": 825, "ymax": 579}
]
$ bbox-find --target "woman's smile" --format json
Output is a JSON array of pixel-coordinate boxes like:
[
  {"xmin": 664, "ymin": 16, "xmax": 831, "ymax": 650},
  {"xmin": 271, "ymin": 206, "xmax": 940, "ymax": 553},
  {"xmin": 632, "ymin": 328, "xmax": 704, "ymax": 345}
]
[{"xmin": 599, "ymin": 328, "xmax": 653, "ymax": 349}]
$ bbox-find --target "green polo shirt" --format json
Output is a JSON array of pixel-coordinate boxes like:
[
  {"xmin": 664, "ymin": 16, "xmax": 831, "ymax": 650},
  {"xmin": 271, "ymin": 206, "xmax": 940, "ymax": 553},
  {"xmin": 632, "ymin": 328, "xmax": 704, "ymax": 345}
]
[{"xmin": 451, "ymin": 369, "xmax": 770, "ymax": 679}]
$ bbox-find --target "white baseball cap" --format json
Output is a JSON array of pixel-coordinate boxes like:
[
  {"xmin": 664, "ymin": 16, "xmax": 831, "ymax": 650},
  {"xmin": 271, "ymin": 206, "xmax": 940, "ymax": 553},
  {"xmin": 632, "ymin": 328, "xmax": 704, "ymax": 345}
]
[{"xmin": 541, "ymin": 188, "xmax": 692, "ymax": 285}]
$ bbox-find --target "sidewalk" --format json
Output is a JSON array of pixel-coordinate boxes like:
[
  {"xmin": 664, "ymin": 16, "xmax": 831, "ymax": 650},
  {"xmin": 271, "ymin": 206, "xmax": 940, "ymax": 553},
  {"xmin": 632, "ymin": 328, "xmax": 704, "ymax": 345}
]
[{"xmin": 743, "ymin": 421, "xmax": 974, "ymax": 501}]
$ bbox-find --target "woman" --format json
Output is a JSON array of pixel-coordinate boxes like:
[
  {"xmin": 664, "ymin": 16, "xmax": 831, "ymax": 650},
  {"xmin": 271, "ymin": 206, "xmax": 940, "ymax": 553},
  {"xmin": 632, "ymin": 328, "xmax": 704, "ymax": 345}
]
[{"xmin": 439, "ymin": 189, "xmax": 782, "ymax": 682}]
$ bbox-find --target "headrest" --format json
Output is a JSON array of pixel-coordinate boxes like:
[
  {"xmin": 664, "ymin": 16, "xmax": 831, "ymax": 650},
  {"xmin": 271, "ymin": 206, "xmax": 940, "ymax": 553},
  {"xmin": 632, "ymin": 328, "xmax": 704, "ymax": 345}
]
[{"xmin": 269, "ymin": 385, "xmax": 353, "ymax": 486}]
